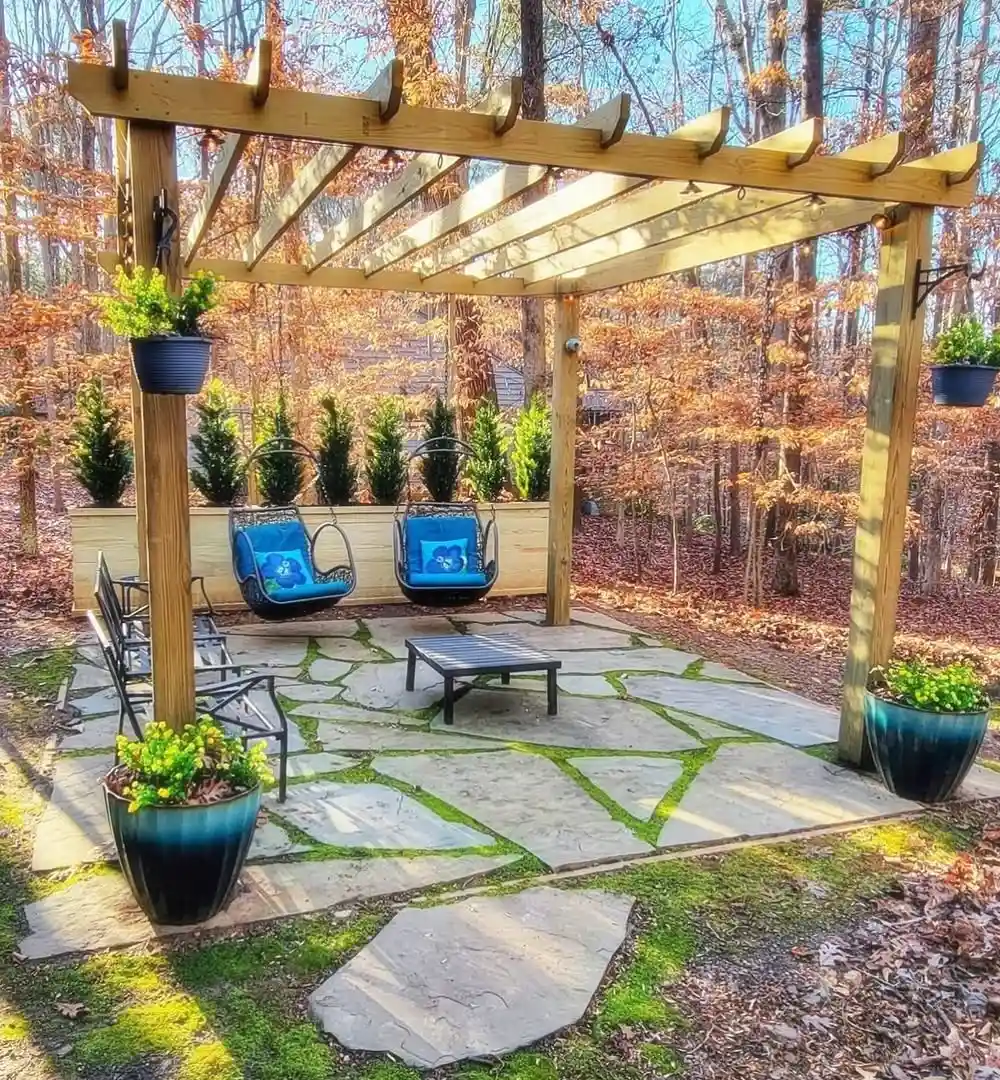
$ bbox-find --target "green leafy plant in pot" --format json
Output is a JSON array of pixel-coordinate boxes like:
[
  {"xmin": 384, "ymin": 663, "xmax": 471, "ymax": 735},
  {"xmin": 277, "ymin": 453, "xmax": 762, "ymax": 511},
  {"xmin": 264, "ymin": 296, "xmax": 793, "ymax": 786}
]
[
  {"xmin": 864, "ymin": 658, "xmax": 991, "ymax": 802},
  {"xmin": 103, "ymin": 717, "xmax": 271, "ymax": 925},
  {"xmin": 98, "ymin": 267, "xmax": 219, "ymax": 395},
  {"xmin": 929, "ymin": 316, "xmax": 1000, "ymax": 407}
]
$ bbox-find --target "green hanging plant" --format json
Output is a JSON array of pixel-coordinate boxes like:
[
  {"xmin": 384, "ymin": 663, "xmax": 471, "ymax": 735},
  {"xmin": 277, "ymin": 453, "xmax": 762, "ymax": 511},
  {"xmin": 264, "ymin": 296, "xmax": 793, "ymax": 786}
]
[
  {"xmin": 97, "ymin": 266, "xmax": 219, "ymax": 340},
  {"xmin": 316, "ymin": 395, "xmax": 359, "ymax": 505},
  {"xmin": 467, "ymin": 397, "xmax": 507, "ymax": 502},
  {"xmin": 933, "ymin": 315, "xmax": 990, "ymax": 366},
  {"xmin": 511, "ymin": 392, "xmax": 552, "ymax": 501},
  {"xmin": 365, "ymin": 398, "xmax": 407, "ymax": 505},
  {"xmin": 70, "ymin": 379, "xmax": 133, "ymax": 507},
  {"xmin": 420, "ymin": 395, "xmax": 460, "ymax": 502},
  {"xmin": 256, "ymin": 392, "xmax": 303, "ymax": 506},
  {"xmin": 190, "ymin": 379, "xmax": 244, "ymax": 506}
]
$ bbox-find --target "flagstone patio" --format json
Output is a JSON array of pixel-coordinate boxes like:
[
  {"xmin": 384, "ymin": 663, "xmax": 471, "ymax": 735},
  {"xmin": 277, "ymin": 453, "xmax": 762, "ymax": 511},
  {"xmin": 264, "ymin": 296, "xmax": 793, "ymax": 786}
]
[{"xmin": 24, "ymin": 605, "xmax": 1000, "ymax": 1065}]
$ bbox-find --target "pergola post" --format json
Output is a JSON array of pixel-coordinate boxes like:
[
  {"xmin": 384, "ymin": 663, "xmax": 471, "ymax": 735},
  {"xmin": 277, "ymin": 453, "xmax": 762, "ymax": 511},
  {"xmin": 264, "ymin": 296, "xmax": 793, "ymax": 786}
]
[
  {"xmin": 114, "ymin": 118, "xmax": 148, "ymax": 579},
  {"xmin": 546, "ymin": 295, "xmax": 580, "ymax": 626},
  {"xmin": 839, "ymin": 205, "xmax": 931, "ymax": 765},
  {"xmin": 127, "ymin": 121, "xmax": 196, "ymax": 731}
]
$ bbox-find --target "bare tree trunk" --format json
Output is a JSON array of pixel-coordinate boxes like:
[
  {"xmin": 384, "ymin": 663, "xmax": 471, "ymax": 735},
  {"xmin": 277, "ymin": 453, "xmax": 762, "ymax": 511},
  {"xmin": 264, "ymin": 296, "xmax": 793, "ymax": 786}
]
[
  {"xmin": 712, "ymin": 442, "xmax": 723, "ymax": 573},
  {"xmin": 520, "ymin": 0, "xmax": 547, "ymax": 403},
  {"xmin": 980, "ymin": 442, "xmax": 1000, "ymax": 585},
  {"xmin": 728, "ymin": 443, "xmax": 741, "ymax": 556}
]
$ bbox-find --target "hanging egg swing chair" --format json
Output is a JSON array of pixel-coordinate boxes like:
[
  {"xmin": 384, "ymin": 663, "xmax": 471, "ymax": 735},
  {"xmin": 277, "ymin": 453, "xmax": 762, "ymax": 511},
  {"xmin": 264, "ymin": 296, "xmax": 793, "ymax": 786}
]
[
  {"xmin": 229, "ymin": 438, "xmax": 357, "ymax": 620},
  {"xmin": 393, "ymin": 437, "xmax": 499, "ymax": 608}
]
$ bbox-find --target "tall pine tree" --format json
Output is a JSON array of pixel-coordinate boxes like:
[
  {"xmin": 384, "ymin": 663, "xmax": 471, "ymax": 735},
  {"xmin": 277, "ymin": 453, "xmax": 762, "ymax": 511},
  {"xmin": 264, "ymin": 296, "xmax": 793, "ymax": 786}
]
[
  {"xmin": 365, "ymin": 398, "xmax": 407, "ymax": 505},
  {"xmin": 511, "ymin": 393, "xmax": 551, "ymax": 501},
  {"xmin": 256, "ymin": 392, "xmax": 303, "ymax": 506},
  {"xmin": 316, "ymin": 395, "xmax": 358, "ymax": 505},
  {"xmin": 467, "ymin": 397, "xmax": 507, "ymax": 502},
  {"xmin": 190, "ymin": 378, "xmax": 243, "ymax": 506},
  {"xmin": 70, "ymin": 379, "xmax": 133, "ymax": 507}
]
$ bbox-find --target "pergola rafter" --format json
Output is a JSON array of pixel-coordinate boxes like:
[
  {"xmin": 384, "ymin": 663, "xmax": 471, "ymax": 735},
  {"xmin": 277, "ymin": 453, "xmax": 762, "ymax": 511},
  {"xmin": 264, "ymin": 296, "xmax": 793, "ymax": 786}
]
[{"xmin": 69, "ymin": 29, "xmax": 982, "ymax": 767}]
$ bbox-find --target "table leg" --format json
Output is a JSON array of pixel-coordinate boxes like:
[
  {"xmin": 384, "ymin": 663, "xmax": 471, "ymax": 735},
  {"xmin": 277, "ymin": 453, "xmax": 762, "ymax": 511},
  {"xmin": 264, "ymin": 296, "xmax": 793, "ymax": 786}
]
[
  {"xmin": 405, "ymin": 649, "xmax": 417, "ymax": 692},
  {"xmin": 547, "ymin": 668, "xmax": 558, "ymax": 715},
  {"xmin": 500, "ymin": 671, "xmax": 510, "ymax": 685},
  {"xmin": 443, "ymin": 675, "xmax": 454, "ymax": 725}
]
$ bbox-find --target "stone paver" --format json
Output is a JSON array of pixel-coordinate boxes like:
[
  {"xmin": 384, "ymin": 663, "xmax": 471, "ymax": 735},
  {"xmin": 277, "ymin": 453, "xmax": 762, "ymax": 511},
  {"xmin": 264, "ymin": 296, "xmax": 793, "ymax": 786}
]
[
  {"xmin": 270, "ymin": 780, "xmax": 494, "ymax": 850},
  {"xmin": 456, "ymin": 612, "xmax": 519, "ymax": 625},
  {"xmin": 507, "ymin": 610, "xmax": 546, "ymax": 623},
  {"xmin": 318, "ymin": 722, "xmax": 501, "ymax": 753},
  {"xmin": 657, "ymin": 742, "xmax": 918, "ymax": 849},
  {"xmin": 622, "ymin": 676, "xmax": 839, "ymax": 746},
  {"xmin": 68, "ymin": 687, "xmax": 121, "ymax": 717},
  {"xmin": 308, "ymin": 657, "xmax": 355, "ymax": 682},
  {"xmin": 285, "ymin": 752, "xmax": 355, "ymax": 778},
  {"xmin": 364, "ymin": 616, "xmax": 457, "ymax": 658},
  {"xmin": 670, "ymin": 713, "xmax": 759, "ymax": 741},
  {"xmin": 275, "ymin": 679, "xmax": 344, "ymax": 703},
  {"xmin": 315, "ymin": 637, "xmax": 382, "ymax": 663},
  {"xmin": 18, "ymin": 853, "xmax": 518, "ymax": 959},
  {"xmin": 309, "ymin": 886, "xmax": 633, "ymax": 1068},
  {"xmin": 70, "ymin": 663, "xmax": 112, "ymax": 691},
  {"xmin": 227, "ymin": 635, "xmax": 309, "ymax": 670},
  {"xmin": 572, "ymin": 756, "xmax": 684, "ymax": 820},
  {"xmin": 76, "ymin": 644, "xmax": 104, "ymax": 666},
  {"xmin": 551, "ymin": 647, "xmax": 699, "ymax": 676},
  {"xmin": 697, "ymin": 661, "xmax": 764, "ymax": 683},
  {"xmin": 483, "ymin": 624, "xmax": 634, "ymax": 652},
  {"xmin": 953, "ymin": 764, "xmax": 1000, "ymax": 801},
  {"xmin": 249, "ymin": 821, "xmax": 312, "ymax": 859},
  {"xmin": 569, "ymin": 607, "xmax": 646, "ymax": 635},
  {"xmin": 32, "ymin": 755, "xmax": 115, "ymax": 871},
  {"xmin": 497, "ymin": 673, "xmax": 619, "ymax": 698},
  {"xmin": 375, "ymin": 751, "xmax": 653, "ymax": 869},
  {"xmin": 341, "ymin": 661, "xmax": 455, "ymax": 713},
  {"xmin": 57, "ymin": 715, "xmax": 121, "ymax": 752},
  {"xmin": 234, "ymin": 620, "xmax": 357, "ymax": 638},
  {"xmin": 434, "ymin": 689, "xmax": 701, "ymax": 752},
  {"xmin": 292, "ymin": 701, "xmax": 426, "ymax": 727}
]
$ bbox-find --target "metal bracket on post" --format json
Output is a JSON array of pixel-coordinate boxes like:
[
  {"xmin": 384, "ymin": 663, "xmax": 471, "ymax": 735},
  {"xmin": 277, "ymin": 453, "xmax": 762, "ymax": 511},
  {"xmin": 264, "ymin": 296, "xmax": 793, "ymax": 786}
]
[
  {"xmin": 152, "ymin": 188, "xmax": 178, "ymax": 272},
  {"xmin": 118, "ymin": 175, "xmax": 135, "ymax": 272},
  {"xmin": 913, "ymin": 258, "xmax": 984, "ymax": 311}
]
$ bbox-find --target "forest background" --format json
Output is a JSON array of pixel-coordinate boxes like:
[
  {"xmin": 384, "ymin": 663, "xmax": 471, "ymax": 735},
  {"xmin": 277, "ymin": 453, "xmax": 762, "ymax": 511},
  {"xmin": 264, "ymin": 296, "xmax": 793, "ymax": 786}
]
[{"xmin": 1, "ymin": 0, "xmax": 999, "ymax": 695}]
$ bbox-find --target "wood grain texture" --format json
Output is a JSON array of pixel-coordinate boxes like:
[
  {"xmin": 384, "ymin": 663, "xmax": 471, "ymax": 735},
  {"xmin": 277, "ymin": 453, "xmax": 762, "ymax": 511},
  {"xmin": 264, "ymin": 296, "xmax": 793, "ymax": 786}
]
[
  {"xmin": 66, "ymin": 64, "xmax": 979, "ymax": 208},
  {"xmin": 546, "ymin": 297, "xmax": 580, "ymax": 626},
  {"xmin": 838, "ymin": 205, "xmax": 932, "ymax": 766},
  {"xmin": 128, "ymin": 122, "xmax": 196, "ymax": 729},
  {"xmin": 71, "ymin": 504, "xmax": 549, "ymax": 611}
]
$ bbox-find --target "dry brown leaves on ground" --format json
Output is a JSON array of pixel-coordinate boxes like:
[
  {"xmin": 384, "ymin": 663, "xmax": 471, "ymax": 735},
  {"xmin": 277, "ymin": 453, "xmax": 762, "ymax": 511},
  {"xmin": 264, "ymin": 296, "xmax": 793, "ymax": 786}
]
[{"xmin": 672, "ymin": 827, "xmax": 1000, "ymax": 1080}]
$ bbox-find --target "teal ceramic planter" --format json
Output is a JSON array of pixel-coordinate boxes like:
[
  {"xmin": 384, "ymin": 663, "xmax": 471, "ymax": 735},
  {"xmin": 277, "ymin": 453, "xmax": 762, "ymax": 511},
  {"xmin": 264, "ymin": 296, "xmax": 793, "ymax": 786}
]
[
  {"xmin": 104, "ymin": 777, "xmax": 260, "ymax": 925},
  {"xmin": 863, "ymin": 691, "xmax": 987, "ymax": 803}
]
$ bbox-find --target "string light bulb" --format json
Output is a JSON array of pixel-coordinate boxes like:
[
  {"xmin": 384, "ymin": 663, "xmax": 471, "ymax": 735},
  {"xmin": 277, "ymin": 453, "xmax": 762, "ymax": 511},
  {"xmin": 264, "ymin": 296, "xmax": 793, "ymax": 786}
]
[{"xmin": 807, "ymin": 193, "xmax": 825, "ymax": 221}]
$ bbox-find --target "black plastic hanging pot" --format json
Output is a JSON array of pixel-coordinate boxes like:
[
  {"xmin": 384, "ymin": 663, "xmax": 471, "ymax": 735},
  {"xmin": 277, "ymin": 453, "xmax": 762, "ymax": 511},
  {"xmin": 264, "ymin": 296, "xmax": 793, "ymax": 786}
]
[
  {"xmin": 131, "ymin": 335, "xmax": 211, "ymax": 395},
  {"xmin": 929, "ymin": 363, "xmax": 998, "ymax": 407}
]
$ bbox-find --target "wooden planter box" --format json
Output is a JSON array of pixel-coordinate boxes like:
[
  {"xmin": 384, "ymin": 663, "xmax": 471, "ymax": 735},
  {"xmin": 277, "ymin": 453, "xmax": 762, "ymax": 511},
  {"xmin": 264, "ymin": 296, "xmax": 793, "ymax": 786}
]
[{"xmin": 70, "ymin": 503, "xmax": 549, "ymax": 613}]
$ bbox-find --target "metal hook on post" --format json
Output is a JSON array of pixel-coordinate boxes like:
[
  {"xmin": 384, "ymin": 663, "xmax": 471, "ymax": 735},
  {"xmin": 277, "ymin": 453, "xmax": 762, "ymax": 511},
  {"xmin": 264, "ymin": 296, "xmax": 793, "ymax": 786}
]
[
  {"xmin": 152, "ymin": 188, "xmax": 178, "ymax": 272},
  {"xmin": 913, "ymin": 258, "xmax": 985, "ymax": 311}
]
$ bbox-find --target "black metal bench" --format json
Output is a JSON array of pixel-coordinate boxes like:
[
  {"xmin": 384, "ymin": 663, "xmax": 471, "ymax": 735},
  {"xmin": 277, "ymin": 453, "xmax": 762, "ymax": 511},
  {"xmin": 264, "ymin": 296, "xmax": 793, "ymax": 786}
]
[{"xmin": 405, "ymin": 632, "xmax": 561, "ymax": 725}]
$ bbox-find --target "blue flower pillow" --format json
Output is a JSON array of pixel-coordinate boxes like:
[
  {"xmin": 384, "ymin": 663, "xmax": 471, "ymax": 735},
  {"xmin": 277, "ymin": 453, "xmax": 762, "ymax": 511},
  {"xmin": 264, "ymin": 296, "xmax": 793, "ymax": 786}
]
[
  {"xmin": 420, "ymin": 538, "xmax": 468, "ymax": 575},
  {"xmin": 257, "ymin": 549, "xmax": 313, "ymax": 594}
]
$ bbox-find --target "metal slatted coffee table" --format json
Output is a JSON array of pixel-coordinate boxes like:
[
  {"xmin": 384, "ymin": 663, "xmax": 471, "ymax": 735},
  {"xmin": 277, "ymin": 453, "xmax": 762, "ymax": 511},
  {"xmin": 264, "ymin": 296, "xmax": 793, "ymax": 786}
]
[{"xmin": 405, "ymin": 633, "xmax": 562, "ymax": 725}]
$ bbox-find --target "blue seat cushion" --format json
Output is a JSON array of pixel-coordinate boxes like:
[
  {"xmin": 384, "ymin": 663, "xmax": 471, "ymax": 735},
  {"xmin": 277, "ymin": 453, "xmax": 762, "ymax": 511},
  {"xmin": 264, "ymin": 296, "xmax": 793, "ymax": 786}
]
[
  {"xmin": 235, "ymin": 521, "xmax": 312, "ymax": 582},
  {"xmin": 263, "ymin": 578, "xmax": 351, "ymax": 602},
  {"xmin": 405, "ymin": 515, "xmax": 479, "ymax": 576},
  {"xmin": 407, "ymin": 570, "xmax": 489, "ymax": 589}
]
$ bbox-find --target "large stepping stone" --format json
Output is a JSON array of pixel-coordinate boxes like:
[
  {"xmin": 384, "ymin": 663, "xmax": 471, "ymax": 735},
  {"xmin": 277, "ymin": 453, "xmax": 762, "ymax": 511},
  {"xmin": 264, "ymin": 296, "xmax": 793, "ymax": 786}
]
[
  {"xmin": 375, "ymin": 751, "xmax": 653, "ymax": 869},
  {"xmin": 456, "ymin": 611, "xmax": 519, "ymax": 625},
  {"xmin": 227, "ymin": 634, "xmax": 309, "ymax": 670},
  {"xmin": 340, "ymin": 661, "xmax": 453, "ymax": 713},
  {"xmin": 269, "ymin": 780, "xmax": 494, "ymax": 850},
  {"xmin": 363, "ymin": 616, "xmax": 458, "ymax": 658},
  {"xmin": 309, "ymin": 886, "xmax": 633, "ymax": 1068},
  {"xmin": 249, "ymin": 820, "xmax": 311, "ymax": 859},
  {"xmin": 32, "ymin": 756, "xmax": 115, "ymax": 871},
  {"xmin": 569, "ymin": 607, "xmax": 644, "ymax": 635},
  {"xmin": 551, "ymin": 647, "xmax": 698, "ymax": 676},
  {"xmin": 275, "ymin": 679, "xmax": 344, "ymax": 703},
  {"xmin": 58, "ymin": 715, "xmax": 122, "ymax": 752},
  {"xmin": 70, "ymin": 663, "xmax": 112, "ymax": 691},
  {"xmin": 483, "ymin": 624, "xmax": 634, "ymax": 652},
  {"xmin": 657, "ymin": 742, "xmax": 918, "ymax": 849},
  {"xmin": 68, "ymin": 687, "xmax": 121, "ymax": 718},
  {"xmin": 285, "ymin": 752, "xmax": 354, "ymax": 779},
  {"xmin": 315, "ymin": 637, "xmax": 382, "ymax": 663},
  {"xmin": 293, "ymin": 701, "xmax": 425, "ymax": 727},
  {"xmin": 696, "ymin": 661, "xmax": 763, "ymax": 683},
  {"xmin": 309, "ymin": 657, "xmax": 355, "ymax": 683},
  {"xmin": 496, "ymin": 673, "xmax": 619, "ymax": 698},
  {"xmin": 433, "ymin": 689, "xmax": 701, "ymax": 752},
  {"xmin": 622, "ymin": 675, "xmax": 839, "ymax": 746},
  {"xmin": 318, "ymin": 722, "xmax": 500, "ymax": 753},
  {"xmin": 572, "ymin": 756, "xmax": 683, "ymax": 820},
  {"xmin": 18, "ymin": 852, "xmax": 518, "ymax": 959},
  {"xmin": 234, "ymin": 620, "xmax": 357, "ymax": 637},
  {"xmin": 953, "ymin": 764, "xmax": 1000, "ymax": 801}
]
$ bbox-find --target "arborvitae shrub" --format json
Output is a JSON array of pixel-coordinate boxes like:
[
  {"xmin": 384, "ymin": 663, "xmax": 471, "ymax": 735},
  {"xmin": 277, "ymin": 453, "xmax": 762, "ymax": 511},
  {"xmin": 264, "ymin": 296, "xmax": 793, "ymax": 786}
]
[
  {"xmin": 190, "ymin": 378, "xmax": 243, "ymax": 506},
  {"xmin": 70, "ymin": 379, "xmax": 133, "ymax": 507},
  {"xmin": 420, "ymin": 395, "xmax": 459, "ymax": 502},
  {"xmin": 511, "ymin": 393, "xmax": 552, "ymax": 500},
  {"xmin": 316, "ymin": 395, "xmax": 359, "ymax": 505},
  {"xmin": 365, "ymin": 398, "xmax": 407, "ymax": 505},
  {"xmin": 256, "ymin": 392, "xmax": 303, "ymax": 505}
]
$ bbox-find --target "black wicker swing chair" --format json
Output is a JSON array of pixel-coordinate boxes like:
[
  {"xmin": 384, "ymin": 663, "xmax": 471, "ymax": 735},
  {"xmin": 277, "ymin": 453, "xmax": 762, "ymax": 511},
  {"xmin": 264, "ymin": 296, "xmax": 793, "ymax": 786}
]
[
  {"xmin": 393, "ymin": 437, "xmax": 499, "ymax": 608},
  {"xmin": 229, "ymin": 438, "xmax": 357, "ymax": 620}
]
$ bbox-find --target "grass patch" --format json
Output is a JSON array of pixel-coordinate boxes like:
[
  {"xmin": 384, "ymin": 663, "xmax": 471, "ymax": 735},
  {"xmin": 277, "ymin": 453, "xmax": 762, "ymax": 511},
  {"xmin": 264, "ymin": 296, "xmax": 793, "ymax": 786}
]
[
  {"xmin": 0, "ymin": 646, "xmax": 75, "ymax": 699},
  {"xmin": 76, "ymin": 996, "xmax": 208, "ymax": 1066}
]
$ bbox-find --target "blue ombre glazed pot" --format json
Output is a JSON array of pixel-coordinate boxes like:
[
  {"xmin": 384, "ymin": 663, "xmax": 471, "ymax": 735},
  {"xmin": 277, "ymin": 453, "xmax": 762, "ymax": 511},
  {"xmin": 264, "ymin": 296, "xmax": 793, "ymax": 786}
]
[
  {"xmin": 863, "ymin": 691, "xmax": 988, "ymax": 804},
  {"xmin": 104, "ymin": 777, "xmax": 260, "ymax": 925}
]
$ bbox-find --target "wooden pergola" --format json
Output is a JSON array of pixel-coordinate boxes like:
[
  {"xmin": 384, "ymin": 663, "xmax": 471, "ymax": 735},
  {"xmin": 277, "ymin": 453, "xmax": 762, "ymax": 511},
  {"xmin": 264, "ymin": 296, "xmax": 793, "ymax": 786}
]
[{"xmin": 67, "ymin": 28, "xmax": 982, "ymax": 763}]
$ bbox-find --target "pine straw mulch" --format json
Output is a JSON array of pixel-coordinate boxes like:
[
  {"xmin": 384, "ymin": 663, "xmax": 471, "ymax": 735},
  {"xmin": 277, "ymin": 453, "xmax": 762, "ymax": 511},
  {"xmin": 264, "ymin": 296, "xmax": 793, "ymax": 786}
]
[{"xmin": 671, "ymin": 810, "xmax": 1000, "ymax": 1080}]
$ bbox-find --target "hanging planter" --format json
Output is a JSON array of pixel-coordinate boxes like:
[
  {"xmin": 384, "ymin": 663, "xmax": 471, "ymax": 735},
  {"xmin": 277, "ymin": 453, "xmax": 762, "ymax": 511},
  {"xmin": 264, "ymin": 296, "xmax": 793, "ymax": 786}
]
[
  {"xmin": 99, "ymin": 267, "xmax": 221, "ymax": 396},
  {"xmin": 929, "ymin": 316, "xmax": 1000, "ymax": 408},
  {"xmin": 104, "ymin": 716, "xmax": 271, "ymax": 925},
  {"xmin": 864, "ymin": 659, "xmax": 991, "ymax": 803}
]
